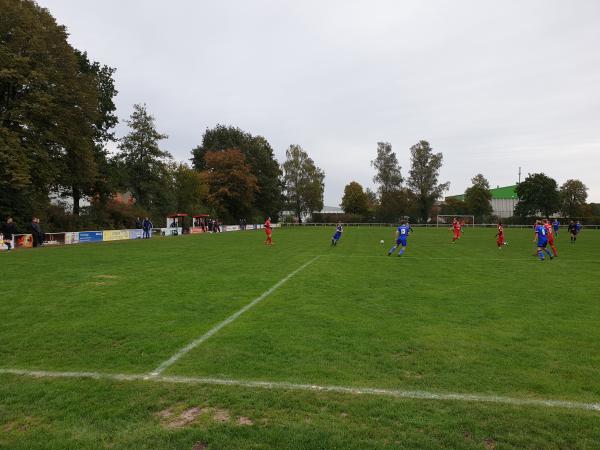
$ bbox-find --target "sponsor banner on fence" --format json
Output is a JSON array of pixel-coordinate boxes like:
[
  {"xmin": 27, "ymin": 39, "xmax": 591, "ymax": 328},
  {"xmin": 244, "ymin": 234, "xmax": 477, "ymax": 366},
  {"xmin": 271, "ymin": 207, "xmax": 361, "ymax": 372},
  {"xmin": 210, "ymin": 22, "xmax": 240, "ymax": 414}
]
[
  {"xmin": 103, "ymin": 230, "xmax": 130, "ymax": 241},
  {"xmin": 0, "ymin": 234, "xmax": 13, "ymax": 251},
  {"xmin": 78, "ymin": 231, "xmax": 103, "ymax": 243},
  {"xmin": 64, "ymin": 232, "xmax": 79, "ymax": 245},
  {"xmin": 129, "ymin": 229, "xmax": 143, "ymax": 239},
  {"xmin": 15, "ymin": 234, "xmax": 33, "ymax": 248},
  {"xmin": 44, "ymin": 233, "xmax": 65, "ymax": 246},
  {"xmin": 223, "ymin": 225, "xmax": 240, "ymax": 232},
  {"xmin": 189, "ymin": 227, "xmax": 206, "ymax": 234}
]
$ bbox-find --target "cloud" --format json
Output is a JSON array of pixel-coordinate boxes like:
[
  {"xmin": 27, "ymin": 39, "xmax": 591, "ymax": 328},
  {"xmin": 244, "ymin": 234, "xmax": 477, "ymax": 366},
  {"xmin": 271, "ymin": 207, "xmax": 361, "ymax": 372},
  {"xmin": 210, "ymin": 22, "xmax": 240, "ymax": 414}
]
[{"xmin": 38, "ymin": 0, "xmax": 600, "ymax": 203}]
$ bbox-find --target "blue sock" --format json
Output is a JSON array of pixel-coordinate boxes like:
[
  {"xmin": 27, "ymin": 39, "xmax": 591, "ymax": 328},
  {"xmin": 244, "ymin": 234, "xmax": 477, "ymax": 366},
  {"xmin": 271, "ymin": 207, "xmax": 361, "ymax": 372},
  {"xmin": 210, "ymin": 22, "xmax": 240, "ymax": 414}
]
[
  {"xmin": 545, "ymin": 249, "xmax": 552, "ymax": 258},
  {"xmin": 388, "ymin": 246, "xmax": 397, "ymax": 254},
  {"xmin": 538, "ymin": 250, "xmax": 544, "ymax": 260},
  {"xmin": 399, "ymin": 248, "xmax": 405, "ymax": 255}
]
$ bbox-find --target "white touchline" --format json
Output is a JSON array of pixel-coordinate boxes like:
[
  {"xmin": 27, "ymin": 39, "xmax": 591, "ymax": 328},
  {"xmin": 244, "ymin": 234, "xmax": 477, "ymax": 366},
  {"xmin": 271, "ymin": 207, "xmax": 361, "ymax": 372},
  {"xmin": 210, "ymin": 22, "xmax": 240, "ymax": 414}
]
[
  {"xmin": 148, "ymin": 255, "xmax": 321, "ymax": 376},
  {"xmin": 1, "ymin": 368, "xmax": 599, "ymax": 412}
]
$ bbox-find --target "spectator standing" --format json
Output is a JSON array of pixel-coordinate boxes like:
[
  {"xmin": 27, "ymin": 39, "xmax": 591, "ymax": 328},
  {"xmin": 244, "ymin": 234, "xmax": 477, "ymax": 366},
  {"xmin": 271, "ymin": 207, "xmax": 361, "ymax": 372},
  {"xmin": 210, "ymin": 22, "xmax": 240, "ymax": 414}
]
[
  {"xmin": 142, "ymin": 217, "xmax": 153, "ymax": 239},
  {"xmin": 135, "ymin": 217, "xmax": 142, "ymax": 229},
  {"xmin": 1, "ymin": 217, "xmax": 17, "ymax": 250},
  {"xmin": 30, "ymin": 217, "xmax": 43, "ymax": 247}
]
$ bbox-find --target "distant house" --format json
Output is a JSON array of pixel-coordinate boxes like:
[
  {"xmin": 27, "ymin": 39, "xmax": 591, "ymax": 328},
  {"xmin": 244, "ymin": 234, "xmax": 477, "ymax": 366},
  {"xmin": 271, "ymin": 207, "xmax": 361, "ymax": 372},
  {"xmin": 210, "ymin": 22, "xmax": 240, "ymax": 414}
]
[
  {"xmin": 315, "ymin": 206, "xmax": 343, "ymax": 214},
  {"xmin": 281, "ymin": 206, "xmax": 343, "ymax": 223},
  {"xmin": 446, "ymin": 185, "xmax": 518, "ymax": 218}
]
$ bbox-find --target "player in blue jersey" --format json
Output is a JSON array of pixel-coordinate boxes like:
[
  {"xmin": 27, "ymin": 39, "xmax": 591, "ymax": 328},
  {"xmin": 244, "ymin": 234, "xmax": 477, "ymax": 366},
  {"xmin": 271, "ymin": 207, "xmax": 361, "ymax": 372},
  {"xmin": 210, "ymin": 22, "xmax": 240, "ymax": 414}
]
[
  {"xmin": 534, "ymin": 220, "xmax": 553, "ymax": 260},
  {"xmin": 568, "ymin": 220, "xmax": 582, "ymax": 243},
  {"xmin": 331, "ymin": 222, "xmax": 343, "ymax": 247},
  {"xmin": 552, "ymin": 219, "xmax": 560, "ymax": 237},
  {"xmin": 388, "ymin": 220, "xmax": 410, "ymax": 256}
]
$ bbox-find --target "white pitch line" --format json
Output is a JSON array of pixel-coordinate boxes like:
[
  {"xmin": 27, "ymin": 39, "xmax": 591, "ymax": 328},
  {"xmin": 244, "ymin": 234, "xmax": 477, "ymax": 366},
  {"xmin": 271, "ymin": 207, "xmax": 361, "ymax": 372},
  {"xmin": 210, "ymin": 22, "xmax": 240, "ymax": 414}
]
[
  {"xmin": 148, "ymin": 255, "xmax": 321, "ymax": 376},
  {"xmin": 1, "ymin": 368, "xmax": 599, "ymax": 412}
]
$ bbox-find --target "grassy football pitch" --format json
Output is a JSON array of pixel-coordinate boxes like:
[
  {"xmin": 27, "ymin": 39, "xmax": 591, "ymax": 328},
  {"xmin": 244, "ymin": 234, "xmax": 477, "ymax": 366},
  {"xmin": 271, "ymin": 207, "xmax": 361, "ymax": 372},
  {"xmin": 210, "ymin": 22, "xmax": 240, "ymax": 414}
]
[{"xmin": 1, "ymin": 226, "xmax": 599, "ymax": 449}]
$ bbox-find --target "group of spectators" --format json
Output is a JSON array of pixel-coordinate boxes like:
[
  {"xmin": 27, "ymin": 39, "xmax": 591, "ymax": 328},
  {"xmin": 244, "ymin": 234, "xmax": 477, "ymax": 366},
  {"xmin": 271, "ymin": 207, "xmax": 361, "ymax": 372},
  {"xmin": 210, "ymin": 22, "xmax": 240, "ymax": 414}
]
[
  {"xmin": 1, "ymin": 217, "xmax": 45, "ymax": 250},
  {"xmin": 135, "ymin": 217, "xmax": 154, "ymax": 239},
  {"xmin": 193, "ymin": 217, "xmax": 221, "ymax": 233}
]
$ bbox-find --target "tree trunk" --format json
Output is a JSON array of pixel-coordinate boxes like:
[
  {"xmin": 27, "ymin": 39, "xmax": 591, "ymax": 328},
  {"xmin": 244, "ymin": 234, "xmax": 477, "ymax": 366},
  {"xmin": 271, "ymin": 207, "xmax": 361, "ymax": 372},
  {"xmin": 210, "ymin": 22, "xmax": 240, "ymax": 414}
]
[{"xmin": 73, "ymin": 186, "xmax": 81, "ymax": 216}]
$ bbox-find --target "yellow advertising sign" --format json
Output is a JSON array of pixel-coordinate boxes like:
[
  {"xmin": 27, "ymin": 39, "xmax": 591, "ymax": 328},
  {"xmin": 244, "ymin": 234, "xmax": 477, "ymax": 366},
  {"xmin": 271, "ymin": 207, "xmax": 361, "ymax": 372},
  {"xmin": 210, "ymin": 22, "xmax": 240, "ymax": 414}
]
[{"xmin": 103, "ymin": 230, "xmax": 130, "ymax": 241}]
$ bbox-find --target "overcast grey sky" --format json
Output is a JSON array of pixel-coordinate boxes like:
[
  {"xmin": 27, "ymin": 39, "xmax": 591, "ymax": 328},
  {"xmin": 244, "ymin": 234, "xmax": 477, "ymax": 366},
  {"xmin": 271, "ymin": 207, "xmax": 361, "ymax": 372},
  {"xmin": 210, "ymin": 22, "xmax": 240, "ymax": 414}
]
[{"xmin": 38, "ymin": 0, "xmax": 600, "ymax": 204}]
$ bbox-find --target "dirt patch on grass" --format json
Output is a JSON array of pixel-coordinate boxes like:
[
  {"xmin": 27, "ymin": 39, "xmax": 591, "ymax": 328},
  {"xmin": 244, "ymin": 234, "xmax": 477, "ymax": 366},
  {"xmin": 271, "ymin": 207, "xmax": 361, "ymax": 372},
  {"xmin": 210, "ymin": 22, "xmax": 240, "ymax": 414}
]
[
  {"xmin": 94, "ymin": 274, "xmax": 119, "ymax": 279},
  {"xmin": 157, "ymin": 407, "xmax": 204, "ymax": 429},
  {"xmin": 237, "ymin": 416, "xmax": 254, "ymax": 426},
  {"xmin": 2, "ymin": 417, "xmax": 41, "ymax": 433},
  {"xmin": 210, "ymin": 408, "xmax": 230, "ymax": 423},
  {"xmin": 484, "ymin": 438, "xmax": 497, "ymax": 449},
  {"xmin": 192, "ymin": 441, "xmax": 209, "ymax": 450},
  {"xmin": 157, "ymin": 405, "xmax": 255, "ymax": 429}
]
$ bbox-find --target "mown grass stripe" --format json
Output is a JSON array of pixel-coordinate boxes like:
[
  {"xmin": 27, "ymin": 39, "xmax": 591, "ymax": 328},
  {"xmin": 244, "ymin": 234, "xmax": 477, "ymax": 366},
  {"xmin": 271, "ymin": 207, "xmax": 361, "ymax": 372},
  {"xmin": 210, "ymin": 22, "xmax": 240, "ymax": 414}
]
[{"xmin": 148, "ymin": 255, "xmax": 321, "ymax": 376}]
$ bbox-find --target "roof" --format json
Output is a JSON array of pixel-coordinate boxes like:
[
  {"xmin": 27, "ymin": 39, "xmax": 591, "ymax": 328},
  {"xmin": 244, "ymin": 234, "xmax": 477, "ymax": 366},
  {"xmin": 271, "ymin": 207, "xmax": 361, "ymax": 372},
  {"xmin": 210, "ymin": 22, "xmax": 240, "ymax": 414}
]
[
  {"xmin": 167, "ymin": 213, "xmax": 188, "ymax": 218},
  {"xmin": 490, "ymin": 185, "xmax": 518, "ymax": 199},
  {"xmin": 317, "ymin": 206, "xmax": 344, "ymax": 214},
  {"xmin": 446, "ymin": 185, "xmax": 518, "ymax": 201}
]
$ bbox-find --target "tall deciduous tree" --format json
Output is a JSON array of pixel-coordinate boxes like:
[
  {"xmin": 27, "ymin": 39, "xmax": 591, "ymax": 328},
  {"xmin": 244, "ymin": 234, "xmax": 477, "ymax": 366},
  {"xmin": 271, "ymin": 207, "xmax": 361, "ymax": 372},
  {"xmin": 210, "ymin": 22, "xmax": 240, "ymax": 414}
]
[
  {"xmin": 73, "ymin": 50, "xmax": 119, "ymax": 210},
  {"xmin": 282, "ymin": 145, "xmax": 325, "ymax": 223},
  {"xmin": 191, "ymin": 125, "xmax": 283, "ymax": 218},
  {"xmin": 173, "ymin": 163, "xmax": 208, "ymax": 214},
  {"xmin": 116, "ymin": 104, "xmax": 172, "ymax": 212},
  {"xmin": 202, "ymin": 149, "xmax": 258, "ymax": 221},
  {"xmin": 341, "ymin": 181, "xmax": 369, "ymax": 215},
  {"xmin": 441, "ymin": 197, "xmax": 469, "ymax": 216},
  {"xmin": 464, "ymin": 174, "xmax": 493, "ymax": 221},
  {"xmin": 407, "ymin": 140, "xmax": 449, "ymax": 222},
  {"xmin": 559, "ymin": 179, "xmax": 588, "ymax": 217},
  {"xmin": 371, "ymin": 142, "xmax": 403, "ymax": 194},
  {"xmin": 515, "ymin": 173, "xmax": 560, "ymax": 217},
  {"xmin": 0, "ymin": 0, "xmax": 109, "ymax": 220}
]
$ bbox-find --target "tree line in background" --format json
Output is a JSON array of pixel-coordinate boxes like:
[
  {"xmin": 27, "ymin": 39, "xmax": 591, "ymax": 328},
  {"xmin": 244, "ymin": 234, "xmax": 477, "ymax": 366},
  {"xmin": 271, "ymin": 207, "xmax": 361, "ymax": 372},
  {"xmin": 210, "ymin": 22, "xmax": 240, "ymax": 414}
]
[
  {"xmin": 0, "ymin": 0, "xmax": 325, "ymax": 231},
  {"xmin": 336, "ymin": 144, "xmax": 595, "ymax": 224},
  {"xmin": 1, "ymin": 1, "xmax": 597, "ymax": 232},
  {"xmin": 336, "ymin": 140, "xmax": 450, "ymax": 223}
]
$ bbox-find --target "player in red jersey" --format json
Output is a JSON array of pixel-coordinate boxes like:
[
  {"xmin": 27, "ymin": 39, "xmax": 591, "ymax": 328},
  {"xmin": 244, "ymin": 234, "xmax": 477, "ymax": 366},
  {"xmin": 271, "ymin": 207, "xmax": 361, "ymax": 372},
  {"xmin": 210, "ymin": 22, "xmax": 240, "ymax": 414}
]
[
  {"xmin": 451, "ymin": 217, "xmax": 461, "ymax": 242},
  {"xmin": 496, "ymin": 222, "xmax": 506, "ymax": 248},
  {"xmin": 543, "ymin": 218, "xmax": 558, "ymax": 257},
  {"xmin": 264, "ymin": 217, "xmax": 273, "ymax": 245}
]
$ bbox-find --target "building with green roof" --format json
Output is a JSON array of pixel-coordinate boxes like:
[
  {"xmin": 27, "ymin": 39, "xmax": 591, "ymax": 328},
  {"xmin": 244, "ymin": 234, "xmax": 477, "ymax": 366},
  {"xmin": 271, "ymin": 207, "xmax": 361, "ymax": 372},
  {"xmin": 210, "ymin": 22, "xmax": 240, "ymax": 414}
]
[{"xmin": 446, "ymin": 185, "xmax": 518, "ymax": 218}]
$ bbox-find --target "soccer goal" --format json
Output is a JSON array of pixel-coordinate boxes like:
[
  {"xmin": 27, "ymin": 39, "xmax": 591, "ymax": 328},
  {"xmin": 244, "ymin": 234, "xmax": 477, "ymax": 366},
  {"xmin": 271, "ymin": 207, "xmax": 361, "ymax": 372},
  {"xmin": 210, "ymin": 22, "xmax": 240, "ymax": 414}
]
[{"xmin": 436, "ymin": 215, "xmax": 475, "ymax": 227}]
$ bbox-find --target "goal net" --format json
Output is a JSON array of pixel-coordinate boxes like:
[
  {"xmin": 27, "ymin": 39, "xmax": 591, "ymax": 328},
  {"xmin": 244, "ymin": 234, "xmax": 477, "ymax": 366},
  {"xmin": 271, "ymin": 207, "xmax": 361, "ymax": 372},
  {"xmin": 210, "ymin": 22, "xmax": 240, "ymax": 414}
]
[{"xmin": 436, "ymin": 215, "xmax": 475, "ymax": 227}]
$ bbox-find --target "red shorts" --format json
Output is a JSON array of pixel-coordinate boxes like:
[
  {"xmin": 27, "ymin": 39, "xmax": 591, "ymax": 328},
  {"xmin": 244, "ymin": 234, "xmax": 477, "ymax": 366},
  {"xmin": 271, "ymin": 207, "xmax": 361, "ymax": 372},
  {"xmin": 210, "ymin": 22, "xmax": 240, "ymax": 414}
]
[
  {"xmin": 497, "ymin": 235, "xmax": 504, "ymax": 245},
  {"xmin": 265, "ymin": 229, "xmax": 271, "ymax": 236},
  {"xmin": 548, "ymin": 236, "xmax": 554, "ymax": 245},
  {"xmin": 453, "ymin": 230, "xmax": 460, "ymax": 238}
]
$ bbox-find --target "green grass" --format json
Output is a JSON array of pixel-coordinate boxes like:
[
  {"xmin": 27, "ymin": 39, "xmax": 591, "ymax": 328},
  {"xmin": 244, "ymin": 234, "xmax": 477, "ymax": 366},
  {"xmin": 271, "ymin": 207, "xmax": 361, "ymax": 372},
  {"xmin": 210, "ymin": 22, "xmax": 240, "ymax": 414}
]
[{"xmin": 1, "ymin": 226, "xmax": 599, "ymax": 449}]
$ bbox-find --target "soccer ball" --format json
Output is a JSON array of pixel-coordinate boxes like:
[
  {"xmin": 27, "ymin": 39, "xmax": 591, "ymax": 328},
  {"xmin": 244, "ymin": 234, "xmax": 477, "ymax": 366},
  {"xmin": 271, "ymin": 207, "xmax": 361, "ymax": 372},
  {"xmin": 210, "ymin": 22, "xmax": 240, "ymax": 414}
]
[{"xmin": 380, "ymin": 240, "xmax": 384, "ymax": 244}]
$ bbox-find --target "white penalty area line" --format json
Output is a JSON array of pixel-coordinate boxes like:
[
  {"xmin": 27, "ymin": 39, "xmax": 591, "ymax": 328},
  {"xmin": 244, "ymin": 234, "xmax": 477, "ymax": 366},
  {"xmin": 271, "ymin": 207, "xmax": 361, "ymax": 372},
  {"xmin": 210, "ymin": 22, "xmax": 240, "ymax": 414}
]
[
  {"xmin": 148, "ymin": 255, "xmax": 321, "ymax": 377},
  {"xmin": 1, "ymin": 368, "xmax": 599, "ymax": 413}
]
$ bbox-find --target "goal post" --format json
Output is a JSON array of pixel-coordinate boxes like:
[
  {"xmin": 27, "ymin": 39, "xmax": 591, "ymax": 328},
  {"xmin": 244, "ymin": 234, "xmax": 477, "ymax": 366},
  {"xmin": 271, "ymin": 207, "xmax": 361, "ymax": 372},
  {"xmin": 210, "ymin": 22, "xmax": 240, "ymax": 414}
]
[{"xmin": 436, "ymin": 215, "xmax": 475, "ymax": 227}]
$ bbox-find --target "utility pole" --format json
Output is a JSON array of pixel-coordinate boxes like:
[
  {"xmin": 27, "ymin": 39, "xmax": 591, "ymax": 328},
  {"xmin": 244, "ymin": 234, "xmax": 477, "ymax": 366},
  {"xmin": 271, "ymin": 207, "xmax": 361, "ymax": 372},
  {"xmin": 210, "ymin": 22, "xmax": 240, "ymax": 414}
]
[{"xmin": 518, "ymin": 166, "xmax": 521, "ymax": 184}]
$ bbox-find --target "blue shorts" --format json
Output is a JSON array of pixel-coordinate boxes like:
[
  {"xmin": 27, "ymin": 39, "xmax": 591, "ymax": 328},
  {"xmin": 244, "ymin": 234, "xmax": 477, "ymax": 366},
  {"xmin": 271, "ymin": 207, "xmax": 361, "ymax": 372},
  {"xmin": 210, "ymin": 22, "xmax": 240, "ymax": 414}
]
[
  {"xmin": 333, "ymin": 232, "xmax": 341, "ymax": 240},
  {"xmin": 396, "ymin": 238, "xmax": 407, "ymax": 247},
  {"xmin": 537, "ymin": 238, "xmax": 548, "ymax": 248}
]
